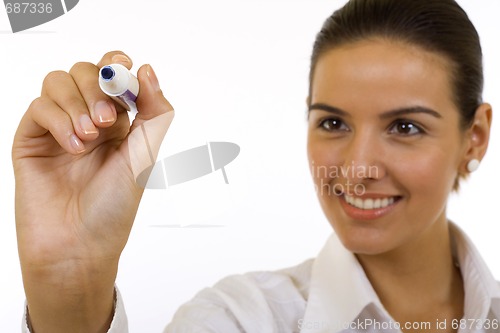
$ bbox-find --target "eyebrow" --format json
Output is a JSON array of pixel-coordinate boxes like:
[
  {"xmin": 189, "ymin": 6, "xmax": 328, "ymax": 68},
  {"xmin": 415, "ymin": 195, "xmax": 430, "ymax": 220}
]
[
  {"xmin": 308, "ymin": 103, "xmax": 348, "ymax": 117},
  {"xmin": 308, "ymin": 103, "xmax": 442, "ymax": 119}
]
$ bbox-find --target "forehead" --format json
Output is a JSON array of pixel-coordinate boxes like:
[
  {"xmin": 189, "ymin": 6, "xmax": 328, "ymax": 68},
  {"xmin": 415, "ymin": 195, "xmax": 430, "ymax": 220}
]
[{"xmin": 311, "ymin": 39, "xmax": 456, "ymax": 114}]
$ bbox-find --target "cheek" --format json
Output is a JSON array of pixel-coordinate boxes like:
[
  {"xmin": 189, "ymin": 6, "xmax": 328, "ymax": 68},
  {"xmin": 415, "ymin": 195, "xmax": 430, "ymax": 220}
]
[
  {"xmin": 307, "ymin": 136, "xmax": 344, "ymax": 186},
  {"xmin": 390, "ymin": 147, "xmax": 457, "ymax": 202}
]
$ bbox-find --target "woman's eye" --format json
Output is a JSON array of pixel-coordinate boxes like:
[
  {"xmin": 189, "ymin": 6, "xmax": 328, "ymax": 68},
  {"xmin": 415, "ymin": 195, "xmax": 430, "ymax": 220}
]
[
  {"xmin": 389, "ymin": 121, "xmax": 424, "ymax": 136},
  {"xmin": 319, "ymin": 118, "xmax": 349, "ymax": 132}
]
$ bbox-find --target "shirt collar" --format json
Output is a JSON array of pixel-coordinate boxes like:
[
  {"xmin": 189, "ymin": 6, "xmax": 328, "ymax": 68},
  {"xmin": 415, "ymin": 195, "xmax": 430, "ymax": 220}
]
[
  {"xmin": 450, "ymin": 223, "xmax": 500, "ymax": 319},
  {"xmin": 300, "ymin": 232, "xmax": 387, "ymax": 333},
  {"xmin": 300, "ymin": 222, "xmax": 500, "ymax": 333}
]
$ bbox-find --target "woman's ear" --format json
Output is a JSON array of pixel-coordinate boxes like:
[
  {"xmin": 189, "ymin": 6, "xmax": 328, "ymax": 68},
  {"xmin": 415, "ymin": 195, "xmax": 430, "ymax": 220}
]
[{"xmin": 461, "ymin": 103, "xmax": 493, "ymax": 173}]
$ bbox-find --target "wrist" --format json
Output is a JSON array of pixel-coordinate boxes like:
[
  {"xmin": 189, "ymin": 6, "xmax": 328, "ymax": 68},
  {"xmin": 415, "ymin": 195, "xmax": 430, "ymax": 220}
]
[
  {"xmin": 21, "ymin": 254, "xmax": 119, "ymax": 290},
  {"xmin": 22, "ymin": 258, "xmax": 118, "ymax": 333}
]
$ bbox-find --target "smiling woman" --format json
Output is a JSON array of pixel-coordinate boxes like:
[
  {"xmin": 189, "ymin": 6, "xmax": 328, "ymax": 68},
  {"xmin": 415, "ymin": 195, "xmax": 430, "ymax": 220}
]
[
  {"xmin": 12, "ymin": 0, "xmax": 497, "ymax": 332},
  {"xmin": 307, "ymin": 39, "xmax": 479, "ymax": 328},
  {"xmin": 307, "ymin": 38, "xmax": 480, "ymax": 244},
  {"xmin": 305, "ymin": 0, "xmax": 495, "ymax": 331}
]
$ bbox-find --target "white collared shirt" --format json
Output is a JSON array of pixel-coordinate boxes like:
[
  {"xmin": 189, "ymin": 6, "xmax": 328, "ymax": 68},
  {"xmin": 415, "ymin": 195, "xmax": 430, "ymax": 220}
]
[{"xmin": 22, "ymin": 223, "xmax": 500, "ymax": 332}]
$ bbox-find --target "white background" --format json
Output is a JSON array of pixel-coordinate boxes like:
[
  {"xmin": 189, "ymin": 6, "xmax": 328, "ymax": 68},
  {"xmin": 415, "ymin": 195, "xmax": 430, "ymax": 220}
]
[{"xmin": 1, "ymin": 0, "xmax": 499, "ymax": 331}]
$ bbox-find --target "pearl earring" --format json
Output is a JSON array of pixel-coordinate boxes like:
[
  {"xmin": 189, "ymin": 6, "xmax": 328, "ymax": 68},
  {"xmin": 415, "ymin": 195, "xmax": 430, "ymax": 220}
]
[{"xmin": 467, "ymin": 159, "xmax": 480, "ymax": 173}]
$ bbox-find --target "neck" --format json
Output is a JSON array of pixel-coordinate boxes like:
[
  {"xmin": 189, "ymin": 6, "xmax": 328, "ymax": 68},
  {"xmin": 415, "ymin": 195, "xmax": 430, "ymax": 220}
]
[{"xmin": 356, "ymin": 219, "xmax": 464, "ymax": 320}]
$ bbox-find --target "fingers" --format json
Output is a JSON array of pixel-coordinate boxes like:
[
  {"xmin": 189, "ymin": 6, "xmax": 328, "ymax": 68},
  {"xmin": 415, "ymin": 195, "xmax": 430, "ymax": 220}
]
[
  {"xmin": 43, "ymin": 51, "xmax": 135, "ymax": 137},
  {"xmin": 67, "ymin": 62, "xmax": 118, "ymax": 128},
  {"xmin": 41, "ymin": 70, "xmax": 100, "ymax": 140},
  {"xmin": 15, "ymin": 51, "xmax": 133, "ymax": 157},
  {"xmin": 24, "ymin": 97, "xmax": 86, "ymax": 154},
  {"xmin": 15, "ymin": 73, "xmax": 90, "ymax": 155},
  {"xmin": 97, "ymin": 51, "xmax": 133, "ymax": 70},
  {"xmin": 15, "ymin": 51, "xmax": 172, "ymax": 162},
  {"xmin": 61, "ymin": 50, "xmax": 134, "ymax": 129}
]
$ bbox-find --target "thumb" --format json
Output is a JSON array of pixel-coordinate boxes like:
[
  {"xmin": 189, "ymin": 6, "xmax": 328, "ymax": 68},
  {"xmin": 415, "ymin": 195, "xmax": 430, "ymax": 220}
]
[
  {"xmin": 135, "ymin": 64, "xmax": 174, "ymax": 120},
  {"xmin": 125, "ymin": 64, "xmax": 175, "ymax": 189}
]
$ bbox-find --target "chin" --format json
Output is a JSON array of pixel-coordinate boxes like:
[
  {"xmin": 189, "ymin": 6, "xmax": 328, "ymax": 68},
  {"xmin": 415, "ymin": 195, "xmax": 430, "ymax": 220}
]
[{"xmin": 330, "ymin": 220, "xmax": 400, "ymax": 255}]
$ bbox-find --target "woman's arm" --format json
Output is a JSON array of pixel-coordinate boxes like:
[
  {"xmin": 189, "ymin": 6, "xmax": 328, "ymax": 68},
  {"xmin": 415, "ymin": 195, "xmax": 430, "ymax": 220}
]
[{"xmin": 12, "ymin": 51, "xmax": 174, "ymax": 333}]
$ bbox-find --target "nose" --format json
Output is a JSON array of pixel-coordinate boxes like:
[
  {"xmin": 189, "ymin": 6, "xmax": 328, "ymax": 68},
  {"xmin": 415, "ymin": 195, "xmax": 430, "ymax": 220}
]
[{"xmin": 342, "ymin": 130, "xmax": 385, "ymax": 184}]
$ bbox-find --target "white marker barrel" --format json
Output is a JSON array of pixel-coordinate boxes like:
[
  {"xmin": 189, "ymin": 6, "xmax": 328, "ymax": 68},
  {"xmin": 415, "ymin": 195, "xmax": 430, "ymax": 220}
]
[{"xmin": 99, "ymin": 64, "xmax": 139, "ymax": 111}]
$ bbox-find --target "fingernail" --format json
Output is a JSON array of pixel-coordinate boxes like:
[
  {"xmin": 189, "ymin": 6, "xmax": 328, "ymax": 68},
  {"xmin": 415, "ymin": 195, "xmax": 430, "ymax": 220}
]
[
  {"xmin": 79, "ymin": 114, "xmax": 98, "ymax": 135},
  {"xmin": 112, "ymin": 54, "xmax": 130, "ymax": 66},
  {"xmin": 70, "ymin": 134, "xmax": 85, "ymax": 153},
  {"xmin": 94, "ymin": 100, "xmax": 116, "ymax": 123},
  {"xmin": 146, "ymin": 64, "xmax": 161, "ymax": 92}
]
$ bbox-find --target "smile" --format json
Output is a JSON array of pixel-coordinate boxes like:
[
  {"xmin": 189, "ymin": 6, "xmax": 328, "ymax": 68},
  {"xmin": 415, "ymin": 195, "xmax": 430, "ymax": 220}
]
[
  {"xmin": 344, "ymin": 194, "xmax": 398, "ymax": 210},
  {"xmin": 339, "ymin": 194, "xmax": 402, "ymax": 220}
]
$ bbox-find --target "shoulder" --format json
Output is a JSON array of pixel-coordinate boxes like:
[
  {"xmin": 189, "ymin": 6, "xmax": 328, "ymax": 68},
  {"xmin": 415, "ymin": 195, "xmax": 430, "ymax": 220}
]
[
  {"xmin": 165, "ymin": 258, "xmax": 314, "ymax": 333},
  {"xmin": 191, "ymin": 258, "xmax": 314, "ymax": 316}
]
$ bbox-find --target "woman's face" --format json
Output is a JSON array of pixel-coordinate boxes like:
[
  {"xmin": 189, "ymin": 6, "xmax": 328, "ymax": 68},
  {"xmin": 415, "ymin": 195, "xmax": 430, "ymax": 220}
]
[{"xmin": 307, "ymin": 39, "xmax": 468, "ymax": 255}]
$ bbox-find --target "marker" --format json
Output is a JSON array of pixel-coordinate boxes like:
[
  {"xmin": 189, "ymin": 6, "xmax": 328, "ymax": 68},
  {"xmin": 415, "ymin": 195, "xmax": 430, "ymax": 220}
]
[
  {"xmin": 137, "ymin": 142, "xmax": 240, "ymax": 189},
  {"xmin": 99, "ymin": 63, "xmax": 139, "ymax": 111}
]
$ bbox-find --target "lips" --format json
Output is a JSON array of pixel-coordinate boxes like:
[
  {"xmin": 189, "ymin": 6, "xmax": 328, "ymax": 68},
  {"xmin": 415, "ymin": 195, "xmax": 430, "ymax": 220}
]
[{"xmin": 339, "ymin": 193, "xmax": 402, "ymax": 220}]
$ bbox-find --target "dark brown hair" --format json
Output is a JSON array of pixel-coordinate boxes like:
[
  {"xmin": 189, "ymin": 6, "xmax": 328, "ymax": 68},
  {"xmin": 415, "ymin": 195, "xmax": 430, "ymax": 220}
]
[{"xmin": 309, "ymin": 0, "xmax": 483, "ymax": 130}]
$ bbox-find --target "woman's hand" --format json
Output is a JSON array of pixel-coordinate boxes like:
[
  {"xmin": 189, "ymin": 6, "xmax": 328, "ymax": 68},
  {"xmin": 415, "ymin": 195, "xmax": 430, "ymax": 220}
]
[{"xmin": 12, "ymin": 51, "xmax": 174, "ymax": 333}]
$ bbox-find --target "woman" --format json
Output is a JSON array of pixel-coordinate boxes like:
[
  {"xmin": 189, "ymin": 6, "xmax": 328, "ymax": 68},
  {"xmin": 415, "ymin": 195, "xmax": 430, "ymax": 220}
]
[{"xmin": 12, "ymin": 0, "xmax": 498, "ymax": 332}]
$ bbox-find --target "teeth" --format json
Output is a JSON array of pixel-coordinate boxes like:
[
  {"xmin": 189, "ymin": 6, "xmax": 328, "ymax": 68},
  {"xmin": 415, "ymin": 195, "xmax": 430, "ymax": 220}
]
[
  {"xmin": 345, "ymin": 194, "xmax": 398, "ymax": 210},
  {"xmin": 355, "ymin": 197, "xmax": 363, "ymax": 208},
  {"xmin": 363, "ymin": 199, "xmax": 374, "ymax": 210}
]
